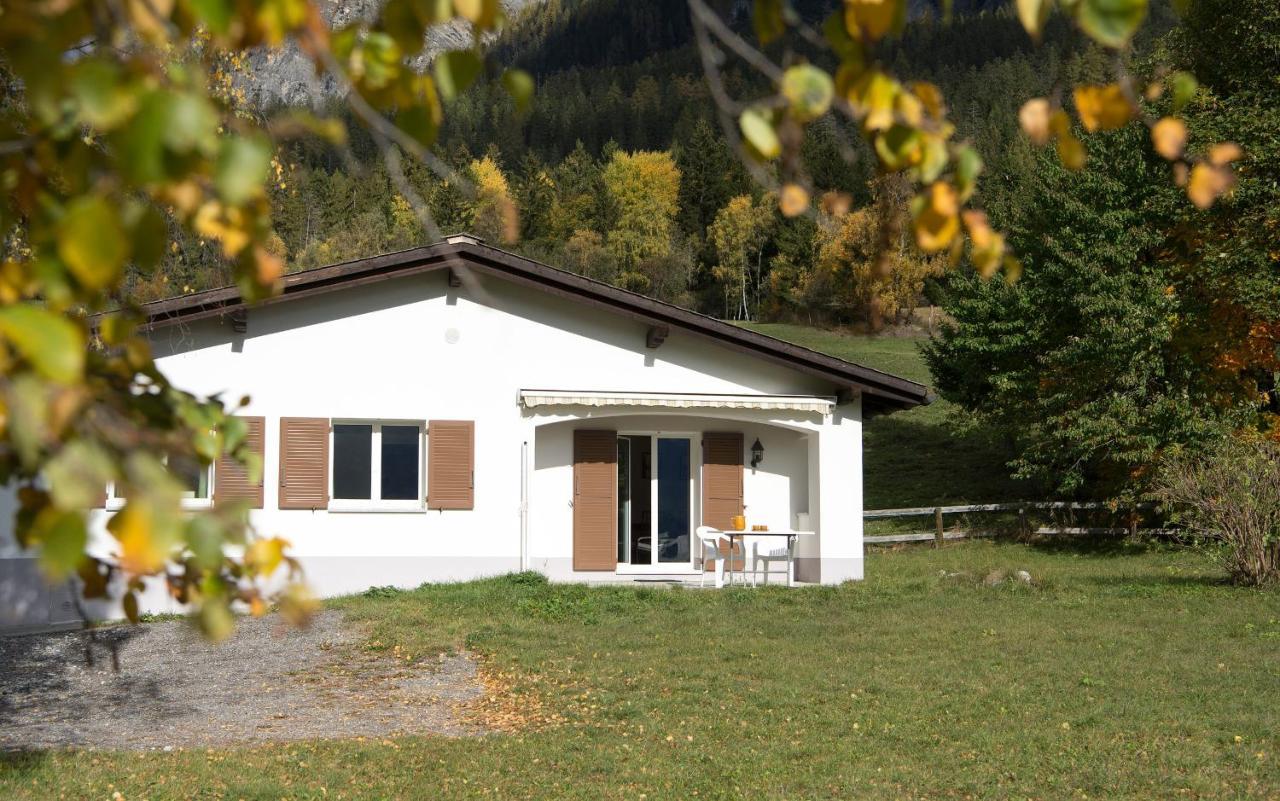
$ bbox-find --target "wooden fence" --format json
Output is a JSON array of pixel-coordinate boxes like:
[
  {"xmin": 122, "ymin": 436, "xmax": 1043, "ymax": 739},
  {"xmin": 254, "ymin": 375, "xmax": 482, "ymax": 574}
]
[{"xmin": 863, "ymin": 501, "xmax": 1164, "ymax": 546}]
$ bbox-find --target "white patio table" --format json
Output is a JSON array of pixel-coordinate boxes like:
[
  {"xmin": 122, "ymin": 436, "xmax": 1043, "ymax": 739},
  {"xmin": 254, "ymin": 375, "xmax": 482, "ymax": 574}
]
[{"xmin": 710, "ymin": 528, "xmax": 814, "ymax": 587}]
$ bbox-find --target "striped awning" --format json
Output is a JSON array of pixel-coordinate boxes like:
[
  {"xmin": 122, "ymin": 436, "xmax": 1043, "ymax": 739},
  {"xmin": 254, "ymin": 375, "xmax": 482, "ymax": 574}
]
[{"xmin": 518, "ymin": 389, "xmax": 835, "ymax": 415}]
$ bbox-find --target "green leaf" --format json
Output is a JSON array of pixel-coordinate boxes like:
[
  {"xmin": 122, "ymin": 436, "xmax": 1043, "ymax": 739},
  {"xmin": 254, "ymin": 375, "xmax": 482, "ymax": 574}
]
[
  {"xmin": 358, "ymin": 32, "xmax": 403, "ymax": 90},
  {"xmin": 1073, "ymin": 0, "xmax": 1147, "ymax": 48},
  {"xmin": 781, "ymin": 64, "xmax": 835, "ymax": 123},
  {"xmin": 501, "ymin": 68, "xmax": 534, "ymax": 113},
  {"xmin": 125, "ymin": 202, "xmax": 169, "ymax": 273},
  {"xmin": 874, "ymin": 124, "xmax": 922, "ymax": 170},
  {"xmin": 69, "ymin": 60, "xmax": 137, "ymax": 130},
  {"xmin": 754, "ymin": 0, "xmax": 788, "ymax": 44},
  {"xmin": 45, "ymin": 441, "xmax": 115, "ymax": 510},
  {"xmin": 399, "ymin": 104, "xmax": 440, "ymax": 147},
  {"xmin": 186, "ymin": 515, "xmax": 226, "ymax": 572},
  {"xmin": 822, "ymin": 11, "xmax": 862, "ymax": 63},
  {"xmin": 123, "ymin": 591, "xmax": 139, "ymax": 623},
  {"xmin": 32, "ymin": 509, "xmax": 88, "ymax": 581},
  {"xmin": 57, "ymin": 196, "xmax": 128, "ymax": 291},
  {"xmin": 433, "ymin": 50, "xmax": 483, "ymax": 101},
  {"xmin": 162, "ymin": 92, "xmax": 220, "ymax": 155},
  {"xmin": 0, "ymin": 305, "xmax": 84, "ymax": 384},
  {"xmin": 954, "ymin": 145, "xmax": 984, "ymax": 201},
  {"xmin": 215, "ymin": 135, "xmax": 272, "ymax": 205},
  {"xmin": 1170, "ymin": 71, "xmax": 1198, "ymax": 112},
  {"xmin": 381, "ymin": 0, "xmax": 429, "ymax": 54},
  {"xmin": 115, "ymin": 91, "xmax": 170, "ymax": 185},
  {"xmin": 1015, "ymin": 0, "xmax": 1053, "ymax": 39},
  {"xmin": 740, "ymin": 107, "xmax": 781, "ymax": 161},
  {"xmin": 186, "ymin": 0, "xmax": 232, "ymax": 34}
]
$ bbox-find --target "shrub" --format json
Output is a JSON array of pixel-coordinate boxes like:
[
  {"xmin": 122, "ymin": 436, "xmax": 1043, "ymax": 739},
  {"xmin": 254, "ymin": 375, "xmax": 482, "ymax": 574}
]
[
  {"xmin": 361, "ymin": 585, "xmax": 403, "ymax": 599},
  {"xmin": 1156, "ymin": 438, "xmax": 1280, "ymax": 586}
]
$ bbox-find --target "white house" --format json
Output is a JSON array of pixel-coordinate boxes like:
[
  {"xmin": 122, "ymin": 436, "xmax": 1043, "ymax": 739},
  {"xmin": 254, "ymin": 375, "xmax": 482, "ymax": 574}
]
[{"xmin": 0, "ymin": 235, "xmax": 929, "ymax": 631}]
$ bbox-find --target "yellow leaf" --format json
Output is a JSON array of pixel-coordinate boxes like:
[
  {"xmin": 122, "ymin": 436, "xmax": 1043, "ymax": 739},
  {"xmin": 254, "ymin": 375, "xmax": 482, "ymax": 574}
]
[
  {"xmin": 781, "ymin": 64, "xmax": 835, "ymax": 123},
  {"xmin": 846, "ymin": 69, "xmax": 899, "ymax": 132},
  {"xmin": 1003, "ymin": 255, "xmax": 1024, "ymax": 284},
  {"xmin": 844, "ymin": 0, "xmax": 902, "ymax": 42},
  {"xmin": 454, "ymin": 0, "xmax": 500, "ymax": 28},
  {"xmin": 58, "ymin": 196, "xmax": 129, "ymax": 292},
  {"xmin": 778, "ymin": 184, "xmax": 810, "ymax": 217},
  {"xmin": 194, "ymin": 202, "xmax": 251, "ymax": 257},
  {"xmin": 127, "ymin": 0, "xmax": 176, "ymax": 42},
  {"xmin": 1151, "ymin": 117, "xmax": 1186, "ymax": 160},
  {"xmin": 253, "ymin": 245, "xmax": 285, "ymax": 287},
  {"xmin": 246, "ymin": 536, "xmax": 289, "ymax": 577},
  {"xmin": 1018, "ymin": 98, "xmax": 1052, "ymax": 145},
  {"xmin": 1208, "ymin": 142, "xmax": 1242, "ymax": 166},
  {"xmin": 913, "ymin": 182, "xmax": 959, "ymax": 253},
  {"xmin": 820, "ymin": 191, "xmax": 853, "ymax": 217},
  {"xmin": 278, "ymin": 582, "xmax": 319, "ymax": 627},
  {"xmin": 963, "ymin": 210, "xmax": 1005, "ymax": 278},
  {"xmin": 739, "ymin": 107, "xmax": 781, "ymax": 161},
  {"xmin": 1073, "ymin": 84, "xmax": 1134, "ymax": 132},
  {"xmin": 1016, "ymin": 0, "xmax": 1052, "ymax": 39},
  {"xmin": 1187, "ymin": 163, "xmax": 1234, "ymax": 209},
  {"xmin": 1056, "ymin": 133, "xmax": 1086, "ymax": 170},
  {"xmin": 910, "ymin": 82, "xmax": 945, "ymax": 119},
  {"xmin": 108, "ymin": 501, "xmax": 170, "ymax": 575}
]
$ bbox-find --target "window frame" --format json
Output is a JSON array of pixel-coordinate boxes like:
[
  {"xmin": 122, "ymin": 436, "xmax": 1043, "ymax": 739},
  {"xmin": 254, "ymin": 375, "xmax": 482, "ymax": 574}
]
[
  {"xmin": 328, "ymin": 419, "xmax": 426, "ymax": 513},
  {"xmin": 105, "ymin": 458, "xmax": 214, "ymax": 511}
]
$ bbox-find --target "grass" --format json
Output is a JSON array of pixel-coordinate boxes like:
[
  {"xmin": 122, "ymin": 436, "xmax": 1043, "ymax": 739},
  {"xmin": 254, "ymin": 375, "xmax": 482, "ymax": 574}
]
[
  {"xmin": 740, "ymin": 323, "xmax": 1038, "ymax": 509},
  {"xmin": 3, "ymin": 540, "xmax": 1277, "ymax": 799}
]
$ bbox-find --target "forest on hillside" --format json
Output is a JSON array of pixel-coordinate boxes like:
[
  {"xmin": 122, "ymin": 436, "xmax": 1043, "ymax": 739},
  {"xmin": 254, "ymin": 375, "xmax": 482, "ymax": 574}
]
[
  {"xmin": 127, "ymin": 0, "xmax": 1277, "ymax": 499},
  {"xmin": 139, "ymin": 0, "xmax": 1163, "ymax": 326}
]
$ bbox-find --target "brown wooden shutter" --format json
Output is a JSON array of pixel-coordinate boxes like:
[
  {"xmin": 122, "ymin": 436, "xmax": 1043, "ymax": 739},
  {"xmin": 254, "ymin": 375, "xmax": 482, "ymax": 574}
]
[
  {"xmin": 701, "ymin": 432, "xmax": 744, "ymax": 530},
  {"xmin": 428, "ymin": 420, "xmax": 474, "ymax": 510},
  {"xmin": 278, "ymin": 417, "xmax": 329, "ymax": 509},
  {"xmin": 214, "ymin": 416, "xmax": 265, "ymax": 509},
  {"xmin": 573, "ymin": 429, "xmax": 617, "ymax": 571}
]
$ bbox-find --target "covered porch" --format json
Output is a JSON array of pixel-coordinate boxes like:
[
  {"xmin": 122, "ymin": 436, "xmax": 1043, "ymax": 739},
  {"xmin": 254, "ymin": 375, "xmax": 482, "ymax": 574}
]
[{"xmin": 520, "ymin": 390, "xmax": 865, "ymax": 585}]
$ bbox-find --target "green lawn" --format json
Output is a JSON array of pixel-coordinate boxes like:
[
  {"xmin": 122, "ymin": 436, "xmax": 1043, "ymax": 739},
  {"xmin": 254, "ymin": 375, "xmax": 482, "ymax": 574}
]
[
  {"xmin": 741, "ymin": 323, "xmax": 1038, "ymax": 508},
  {"xmin": 4, "ymin": 541, "xmax": 1277, "ymax": 799}
]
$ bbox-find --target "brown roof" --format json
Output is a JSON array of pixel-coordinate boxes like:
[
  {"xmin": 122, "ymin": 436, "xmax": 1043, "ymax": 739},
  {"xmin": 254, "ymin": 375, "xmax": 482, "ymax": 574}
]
[{"xmin": 134, "ymin": 236, "xmax": 932, "ymax": 412}]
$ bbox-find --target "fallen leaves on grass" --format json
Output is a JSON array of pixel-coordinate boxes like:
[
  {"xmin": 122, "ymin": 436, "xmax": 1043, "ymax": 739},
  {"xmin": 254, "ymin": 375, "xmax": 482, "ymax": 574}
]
[{"xmin": 458, "ymin": 658, "xmax": 565, "ymax": 732}]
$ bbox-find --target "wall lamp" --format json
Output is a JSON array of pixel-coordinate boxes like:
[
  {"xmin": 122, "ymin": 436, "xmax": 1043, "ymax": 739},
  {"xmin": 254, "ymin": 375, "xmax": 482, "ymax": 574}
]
[{"xmin": 750, "ymin": 438, "xmax": 764, "ymax": 469}]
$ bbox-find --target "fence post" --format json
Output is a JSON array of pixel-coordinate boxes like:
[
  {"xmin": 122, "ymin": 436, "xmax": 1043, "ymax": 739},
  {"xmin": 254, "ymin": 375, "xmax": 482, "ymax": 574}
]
[{"xmin": 934, "ymin": 507, "xmax": 944, "ymax": 548}]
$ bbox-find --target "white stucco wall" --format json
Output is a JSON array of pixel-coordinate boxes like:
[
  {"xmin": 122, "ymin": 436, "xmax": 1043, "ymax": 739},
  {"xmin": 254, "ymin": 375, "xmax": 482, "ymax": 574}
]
[{"xmin": 1, "ymin": 265, "xmax": 866, "ymax": 622}]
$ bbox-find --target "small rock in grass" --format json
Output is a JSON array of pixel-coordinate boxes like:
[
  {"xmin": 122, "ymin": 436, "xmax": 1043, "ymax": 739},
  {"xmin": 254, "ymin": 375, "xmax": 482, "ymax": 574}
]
[{"xmin": 1015, "ymin": 570, "xmax": 1033, "ymax": 585}]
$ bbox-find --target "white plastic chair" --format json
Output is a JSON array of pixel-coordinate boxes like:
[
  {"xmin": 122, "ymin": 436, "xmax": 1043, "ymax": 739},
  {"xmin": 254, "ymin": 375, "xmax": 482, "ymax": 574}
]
[
  {"xmin": 695, "ymin": 526, "xmax": 729, "ymax": 588},
  {"xmin": 750, "ymin": 535, "xmax": 799, "ymax": 587}
]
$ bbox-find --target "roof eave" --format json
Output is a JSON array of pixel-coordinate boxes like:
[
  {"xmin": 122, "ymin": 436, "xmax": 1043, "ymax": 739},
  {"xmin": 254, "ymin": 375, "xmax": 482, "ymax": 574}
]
[{"xmin": 123, "ymin": 240, "xmax": 932, "ymax": 411}]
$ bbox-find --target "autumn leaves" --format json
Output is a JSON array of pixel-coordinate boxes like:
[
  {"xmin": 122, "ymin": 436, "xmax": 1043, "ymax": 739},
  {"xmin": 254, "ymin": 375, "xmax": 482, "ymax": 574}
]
[{"xmin": 734, "ymin": 0, "xmax": 1237, "ymax": 289}]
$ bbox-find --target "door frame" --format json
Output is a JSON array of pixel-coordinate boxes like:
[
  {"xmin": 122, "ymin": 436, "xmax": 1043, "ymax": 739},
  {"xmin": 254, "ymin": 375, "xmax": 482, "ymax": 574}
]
[{"xmin": 615, "ymin": 429, "xmax": 701, "ymax": 575}]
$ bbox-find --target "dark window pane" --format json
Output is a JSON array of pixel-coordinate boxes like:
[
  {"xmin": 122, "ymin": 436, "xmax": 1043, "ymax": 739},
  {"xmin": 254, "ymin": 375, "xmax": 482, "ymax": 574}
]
[
  {"xmin": 657, "ymin": 438, "xmax": 690, "ymax": 563},
  {"xmin": 381, "ymin": 425, "xmax": 420, "ymax": 501},
  {"xmin": 170, "ymin": 454, "xmax": 208, "ymax": 499},
  {"xmin": 333, "ymin": 424, "xmax": 372, "ymax": 500}
]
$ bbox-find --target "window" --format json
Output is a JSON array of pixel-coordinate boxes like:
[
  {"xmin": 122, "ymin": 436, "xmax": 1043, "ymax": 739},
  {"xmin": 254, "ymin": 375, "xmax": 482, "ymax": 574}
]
[
  {"xmin": 171, "ymin": 454, "xmax": 211, "ymax": 501},
  {"xmin": 107, "ymin": 455, "xmax": 211, "ymax": 507},
  {"xmin": 331, "ymin": 421, "xmax": 423, "ymax": 510}
]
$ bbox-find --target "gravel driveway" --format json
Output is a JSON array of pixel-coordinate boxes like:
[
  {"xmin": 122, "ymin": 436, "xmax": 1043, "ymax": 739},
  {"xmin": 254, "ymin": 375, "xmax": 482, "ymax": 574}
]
[{"xmin": 0, "ymin": 611, "xmax": 484, "ymax": 751}]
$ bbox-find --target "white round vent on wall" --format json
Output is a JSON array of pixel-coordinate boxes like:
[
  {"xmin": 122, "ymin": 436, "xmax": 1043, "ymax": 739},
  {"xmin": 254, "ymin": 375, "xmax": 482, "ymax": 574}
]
[{"xmin": 444, "ymin": 327, "xmax": 461, "ymax": 344}]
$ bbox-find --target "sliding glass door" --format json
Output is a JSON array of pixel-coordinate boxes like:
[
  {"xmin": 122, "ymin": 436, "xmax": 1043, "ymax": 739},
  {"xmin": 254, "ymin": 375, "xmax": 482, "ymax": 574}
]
[{"xmin": 616, "ymin": 433, "xmax": 694, "ymax": 568}]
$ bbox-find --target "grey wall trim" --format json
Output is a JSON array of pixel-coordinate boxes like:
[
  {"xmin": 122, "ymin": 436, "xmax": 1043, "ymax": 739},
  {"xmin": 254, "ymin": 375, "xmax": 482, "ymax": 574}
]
[{"xmin": 1, "ymin": 557, "xmax": 83, "ymax": 634}]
